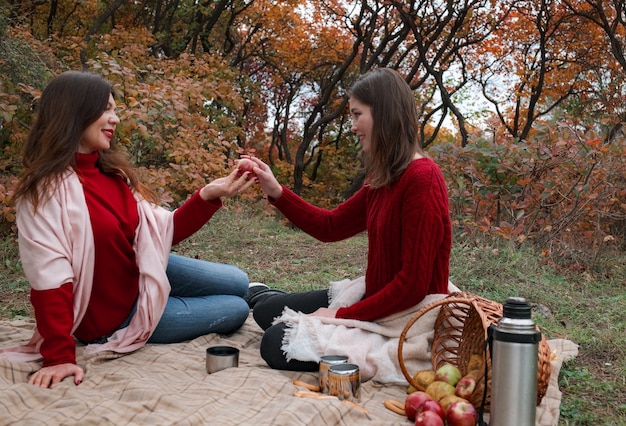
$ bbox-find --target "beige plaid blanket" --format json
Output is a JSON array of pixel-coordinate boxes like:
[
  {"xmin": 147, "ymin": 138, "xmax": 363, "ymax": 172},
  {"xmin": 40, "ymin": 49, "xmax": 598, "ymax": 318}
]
[{"xmin": 0, "ymin": 315, "xmax": 577, "ymax": 425}]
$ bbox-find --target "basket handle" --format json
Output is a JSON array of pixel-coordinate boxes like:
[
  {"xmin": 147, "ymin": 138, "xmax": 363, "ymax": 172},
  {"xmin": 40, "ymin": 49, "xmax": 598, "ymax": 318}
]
[{"xmin": 398, "ymin": 295, "xmax": 475, "ymax": 387}]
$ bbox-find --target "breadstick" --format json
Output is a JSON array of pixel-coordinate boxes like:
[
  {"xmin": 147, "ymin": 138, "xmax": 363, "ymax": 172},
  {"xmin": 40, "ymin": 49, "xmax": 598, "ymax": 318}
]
[
  {"xmin": 342, "ymin": 399, "xmax": 370, "ymax": 415},
  {"xmin": 384, "ymin": 399, "xmax": 406, "ymax": 416},
  {"xmin": 293, "ymin": 379, "xmax": 321, "ymax": 392},
  {"xmin": 294, "ymin": 389, "xmax": 335, "ymax": 400}
]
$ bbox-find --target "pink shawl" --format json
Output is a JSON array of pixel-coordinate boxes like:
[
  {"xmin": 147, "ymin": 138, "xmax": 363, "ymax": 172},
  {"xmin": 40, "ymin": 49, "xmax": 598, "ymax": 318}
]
[{"xmin": 0, "ymin": 170, "xmax": 174, "ymax": 362}]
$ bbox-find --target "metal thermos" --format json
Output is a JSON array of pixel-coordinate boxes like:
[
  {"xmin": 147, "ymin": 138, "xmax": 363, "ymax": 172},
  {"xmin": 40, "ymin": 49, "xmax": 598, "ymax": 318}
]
[{"xmin": 489, "ymin": 297, "xmax": 542, "ymax": 426}]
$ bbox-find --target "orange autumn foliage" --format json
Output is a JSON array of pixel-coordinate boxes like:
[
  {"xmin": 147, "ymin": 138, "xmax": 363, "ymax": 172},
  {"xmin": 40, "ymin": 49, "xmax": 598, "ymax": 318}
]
[{"xmin": 0, "ymin": 0, "xmax": 624, "ymax": 260}]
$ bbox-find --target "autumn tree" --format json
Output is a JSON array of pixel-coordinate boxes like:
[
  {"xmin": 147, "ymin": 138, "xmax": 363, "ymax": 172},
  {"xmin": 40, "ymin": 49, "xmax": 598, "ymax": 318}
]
[
  {"xmin": 221, "ymin": 0, "xmax": 361, "ymax": 196},
  {"xmin": 560, "ymin": 0, "xmax": 626, "ymax": 143},
  {"xmin": 0, "ymin": 2, "xmax": 249, "ymax": 208},
  {"xmin": 1, "ymin": 0, "xmax": 625, "ymax": 251},
  {"xmin": 376, "ymin": 0, "xmax": 508, "ymax": 147},
  {"xmin": 226, "ymin": 0, "xmax": 508, "ymax": 193},
  {"xmin": 467, "ymin": 0, "xmax": 591, "ymax": 142}
]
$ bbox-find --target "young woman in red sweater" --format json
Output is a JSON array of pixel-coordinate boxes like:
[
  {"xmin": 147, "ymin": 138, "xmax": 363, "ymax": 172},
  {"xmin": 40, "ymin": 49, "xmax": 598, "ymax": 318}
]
[
  {"xmin": 244, "ymin": 68, "xmax": 452, "ymax": 372},
  {"xmin": 5, "ymin": 71, "xmax": 255, "ymax": 388}
]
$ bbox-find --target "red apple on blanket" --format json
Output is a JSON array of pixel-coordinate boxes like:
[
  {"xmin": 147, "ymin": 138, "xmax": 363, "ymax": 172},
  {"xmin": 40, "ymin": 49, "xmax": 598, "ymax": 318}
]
[
  {"xmin": 446, "ymin": 400, "xmax": 478, "ymax": 426},
  {"xmin": 455, "ymin": 375, "xmax": 477, "ymax": 399},
  {"xmin": 415, "ymin": 410, "xmax": 445, "ymax": 426},
  {"xmin": 405, "ymin": 391, "xmax": 433, "ymax": 421},
  {"xmin": 416, "ymin": 399, "xmax": 445, "ymax": 421},
  {"xmin": 435, "ymin": 362, "xmax": 462, "ymax": 386}
]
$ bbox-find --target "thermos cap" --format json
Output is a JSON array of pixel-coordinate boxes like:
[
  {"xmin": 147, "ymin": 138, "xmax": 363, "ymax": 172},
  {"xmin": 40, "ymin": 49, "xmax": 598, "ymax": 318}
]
[{"xmin": 503, "ymin": 297, "xmax": 531, "ymax": 319}]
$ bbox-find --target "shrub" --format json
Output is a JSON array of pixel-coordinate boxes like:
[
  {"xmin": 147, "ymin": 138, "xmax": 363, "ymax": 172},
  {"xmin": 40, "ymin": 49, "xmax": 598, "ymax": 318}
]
[{"xmin": 433, "ymin": 122, "xmax": 626, "ymax": 267}]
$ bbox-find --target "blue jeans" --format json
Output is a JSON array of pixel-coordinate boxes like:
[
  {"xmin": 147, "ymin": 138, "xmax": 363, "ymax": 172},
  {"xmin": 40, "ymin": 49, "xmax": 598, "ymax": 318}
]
[{"xmin": 147, "ymin": 253, "xmax": 250, "ymax": 343}]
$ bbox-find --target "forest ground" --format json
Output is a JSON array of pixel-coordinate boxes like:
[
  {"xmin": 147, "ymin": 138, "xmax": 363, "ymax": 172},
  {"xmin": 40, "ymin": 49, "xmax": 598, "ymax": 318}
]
[{"xmin": 0, "ymin": 203, "xmax": 624, "ymax": 425}]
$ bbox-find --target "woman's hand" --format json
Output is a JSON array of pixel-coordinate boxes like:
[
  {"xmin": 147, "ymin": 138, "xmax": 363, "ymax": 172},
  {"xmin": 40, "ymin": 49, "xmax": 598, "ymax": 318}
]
[
  {"xmin": 309, "ymin": 307, "xmax": 338, "ymax": 318},
  {"xmin": 199, "ymin": 167, "xmax": 257, "ymax": 201},
  {"xmin": 241, "ymin": 156, "xmax": 283, "ymax": 199},
  {"xmin": 29, "ymin": 363, "xmax": 84, "ymax": 388}
]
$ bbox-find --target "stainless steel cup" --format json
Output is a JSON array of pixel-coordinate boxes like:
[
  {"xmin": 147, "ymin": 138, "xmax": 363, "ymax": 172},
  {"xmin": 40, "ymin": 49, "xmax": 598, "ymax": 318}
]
[
  {"xmin": 206, "ymin": 345, "xmax": 239, "ymax": 373},
  {"xmin": 319, "ymin": 355, "xmax": 349, "ymax": 394},
  {"xmin": 327, "ymin": 363, "xmax": 360, "ymax": 401}
]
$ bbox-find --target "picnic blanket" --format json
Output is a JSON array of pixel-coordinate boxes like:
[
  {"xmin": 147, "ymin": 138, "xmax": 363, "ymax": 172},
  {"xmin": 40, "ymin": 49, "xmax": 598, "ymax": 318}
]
[{"xmin": 0, "ymin": 314, "xmax": 578, "ymax": 425}]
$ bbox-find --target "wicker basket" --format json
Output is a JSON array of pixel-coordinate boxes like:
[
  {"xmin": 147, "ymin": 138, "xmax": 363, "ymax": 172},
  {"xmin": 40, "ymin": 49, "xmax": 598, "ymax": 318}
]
[{"xmin": 398, "ymin": 292, "xmax": 552, "ymax": 411}]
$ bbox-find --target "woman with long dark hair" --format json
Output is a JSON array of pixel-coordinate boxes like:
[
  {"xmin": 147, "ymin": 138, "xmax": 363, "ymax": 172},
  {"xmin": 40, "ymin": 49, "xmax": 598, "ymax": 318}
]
[
  {"xmin": 245, "ymin": 68, "xmax": 452, "ymax": 378},
  {"xmin": 4, "ymin": 71, "xmax": 254, "ymax": 388}
]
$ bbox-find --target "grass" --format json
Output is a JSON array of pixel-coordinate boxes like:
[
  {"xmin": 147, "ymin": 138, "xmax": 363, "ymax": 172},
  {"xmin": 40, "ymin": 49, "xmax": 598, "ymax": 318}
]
[
  {"xmin": 0, "ymin": 202, "xmax": 624, "ymax": 425},
  {"xmin": 449, "ymin": 235, "xmax": 626, "ymax": 425}
]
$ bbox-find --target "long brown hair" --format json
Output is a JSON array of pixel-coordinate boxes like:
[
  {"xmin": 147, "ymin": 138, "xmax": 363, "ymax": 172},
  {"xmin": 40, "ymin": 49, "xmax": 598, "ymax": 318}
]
[
  {"xmin": 348, "ymin": 68, "xmax": 424, "ymax": 188},
  {"xmin": 13, "ymin": 71, "xmax": 157, "ymax": 211}
]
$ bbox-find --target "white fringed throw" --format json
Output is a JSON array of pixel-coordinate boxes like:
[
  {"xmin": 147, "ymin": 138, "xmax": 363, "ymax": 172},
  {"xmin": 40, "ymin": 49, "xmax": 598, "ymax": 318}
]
[{"xmin": 277, "ymin": 277, "xmax": 460, "ymax": 383}]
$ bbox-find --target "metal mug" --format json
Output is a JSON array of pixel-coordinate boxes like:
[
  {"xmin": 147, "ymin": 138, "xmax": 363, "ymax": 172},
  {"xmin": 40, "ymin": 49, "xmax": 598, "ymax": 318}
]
[
  {"xmin": 318, "ymin": 355, "xmax": 349, "ymax": 394},
  {"xmin": 206, "ymin": 345, "xmax": 239, "ymax": 373},
  {"xmin": 327, "ymin": 363, "xmax": 360, "ymax": 401}
]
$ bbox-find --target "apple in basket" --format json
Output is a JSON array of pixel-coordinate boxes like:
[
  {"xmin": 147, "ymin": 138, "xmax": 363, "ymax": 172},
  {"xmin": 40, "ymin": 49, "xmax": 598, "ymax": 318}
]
[
  {"xmin": 407, "ymin": 369, "xmax": 437, "ymax": 393},
  {"xmin": 455, "ymin": 375, "xmax": 477, "ymax": 399},
  {"xmin": 404, "ymin": 391, "xmax": 433, "ymax": 421},
  {"xmin": 446, "ymin": 400, "xmax": 478, "ymax": 426},
  {"xmin": 435, "ymin": 362, "xmax": 462, "ymax": 386},
  {"xmin": 439, "ymin": 394, "xmax": 465, "ymax": 413},
  {"xmin": 415, "ymin": 410, "xmax": 445, "ymax": 426},
  {"xmin": 425, "ymin": 381, "xmax": 456, "ymax": 402}
]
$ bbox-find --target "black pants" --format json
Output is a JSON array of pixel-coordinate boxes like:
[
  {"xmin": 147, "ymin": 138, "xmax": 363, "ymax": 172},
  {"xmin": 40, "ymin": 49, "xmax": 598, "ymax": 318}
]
[{"xmin": 253, "ymin": 289, "xmax": 329, "ymax": 371}]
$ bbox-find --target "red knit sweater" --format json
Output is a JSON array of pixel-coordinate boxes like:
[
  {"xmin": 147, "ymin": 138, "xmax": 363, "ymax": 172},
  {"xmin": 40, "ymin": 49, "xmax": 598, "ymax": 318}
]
[
  {"xmin": 31, "ymin": 152, "xmax": 221, "ymax": 366},
  {"xmin": 270, "ymin": 158, "xmax": 451, "ymax": 321}
]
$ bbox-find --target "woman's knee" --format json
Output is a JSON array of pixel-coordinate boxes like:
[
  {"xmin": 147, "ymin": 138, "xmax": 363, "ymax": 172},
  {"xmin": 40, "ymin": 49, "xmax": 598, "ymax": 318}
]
[
  {"xmin": 260, "ymin": 323, "xmax": 318, "ymax": 372},
  {"xmin": 252, "ymin": 295, "xmax": 286, "ymax": 330},
  {"xmin": 224, "ymin": 297, "xmax": 251, "ymax": 333},
  {"xmin": 252, "ymin": 290, "xmax": 329, "ymax": 330},
  {"xmin": 259, "ymin": 323, "xmax": 286, "ymax": 369},
  {"xmin": 252, "ymin": 307, "xmax": 271, "ymax": 331}
]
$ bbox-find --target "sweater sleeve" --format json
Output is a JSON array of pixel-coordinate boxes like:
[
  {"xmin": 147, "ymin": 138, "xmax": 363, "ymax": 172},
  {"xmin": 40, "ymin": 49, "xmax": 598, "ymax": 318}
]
[
  {"xmin": 172, "ymin": 190, "xmax": 222, "ymax": 245},
  {"xmin": 16, "ymin": 188, "xmax": 82, "ymax": 366},
  {"xmin": 30, "ymin": 283, "xmax": 76, "ymax": 366},
  {"xmin": 336, "ymin": 165, "xmax": 451, "ymax": 320},
  {"xmin": 270, "ymin": 185, "xmax": 367, "ymax": 242}
]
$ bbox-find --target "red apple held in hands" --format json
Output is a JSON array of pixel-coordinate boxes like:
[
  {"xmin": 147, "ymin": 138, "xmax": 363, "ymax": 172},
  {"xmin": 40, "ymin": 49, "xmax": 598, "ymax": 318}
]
[
  {"xmin": 435, "ymin": 363, "xmax": 463, "ymax": 386},
  {"xmin": 455, "ymin": 375, "xmax": 477, "ymax": 399},
  {"xmin": 417, "ymin": 399, "xmax": 446, "ymax": 421},
  {"xmin": 405, "ymin": 391, "xmax": 434, "ymax": 421},
  {"xmin": 235, "ymin": 158, "xmax": 256, "ymax": 177},
  {"xmin": 415, "ymin": 410, "xmax": 445, "ymax": 426},
  {"xmin": 446, "ymin": 399, "xmax": 478, "ymax": 426}
]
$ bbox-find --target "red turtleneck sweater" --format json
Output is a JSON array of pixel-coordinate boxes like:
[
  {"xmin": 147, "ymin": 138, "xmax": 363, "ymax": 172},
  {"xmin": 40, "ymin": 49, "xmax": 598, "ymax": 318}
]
[
  {"xmin": 270, "ymin": 158, "xmax": 452, "ymax": 321},
  {"xmin": 31, "ymin": 152, "xmax": 221, "ymax": 366}
]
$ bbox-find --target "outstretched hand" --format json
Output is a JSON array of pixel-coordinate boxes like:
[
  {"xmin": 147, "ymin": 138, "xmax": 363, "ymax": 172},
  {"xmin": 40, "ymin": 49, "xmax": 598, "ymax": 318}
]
[
  {"xmin": 199, "ymin": 167, "xmax": 257, "ymax": 201},
  {"xmin": 29, "ymin": 363, "xmax": 84, "ymax": 388}
]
